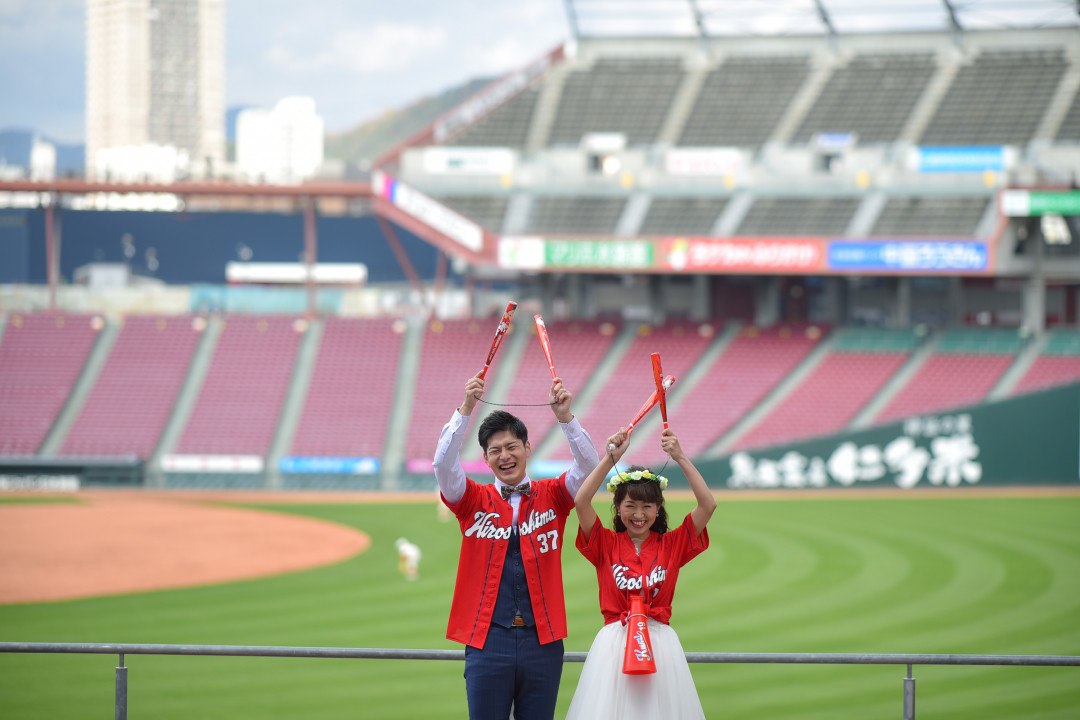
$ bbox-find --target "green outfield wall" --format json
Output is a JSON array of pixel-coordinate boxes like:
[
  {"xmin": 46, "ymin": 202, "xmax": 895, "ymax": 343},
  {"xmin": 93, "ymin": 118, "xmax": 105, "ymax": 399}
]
[{"xmin": 667, "ymin": 383, "xmax": 1080, "ymax": 491}]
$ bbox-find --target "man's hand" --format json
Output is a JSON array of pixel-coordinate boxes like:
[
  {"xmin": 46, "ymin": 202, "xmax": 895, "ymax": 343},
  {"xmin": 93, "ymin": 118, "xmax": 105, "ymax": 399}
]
[
  {"xmin": 460, "ymin": 372, "xmax": 484, "ymax": 416},
  {"xmin": 550, "ymin": 377, "xmax": 573, "ymax": 423}
]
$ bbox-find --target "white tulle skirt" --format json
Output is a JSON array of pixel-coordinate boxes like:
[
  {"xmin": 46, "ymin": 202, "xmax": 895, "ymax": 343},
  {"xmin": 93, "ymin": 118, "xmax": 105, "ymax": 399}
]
[{"xmin": 565, "ymin": 619, "xmax": 706, "ymax": 719}]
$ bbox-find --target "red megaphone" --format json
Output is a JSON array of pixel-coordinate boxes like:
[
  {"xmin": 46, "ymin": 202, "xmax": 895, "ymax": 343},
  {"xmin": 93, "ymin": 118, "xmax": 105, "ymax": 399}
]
[{"xmin": 622, "ymin": 594, "xmax": 657, "ymax": 675}]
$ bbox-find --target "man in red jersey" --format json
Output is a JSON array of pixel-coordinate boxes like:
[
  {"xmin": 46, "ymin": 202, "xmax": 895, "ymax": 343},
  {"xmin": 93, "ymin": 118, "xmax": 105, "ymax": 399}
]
[{"xmin": 433, "ymin": 370, "xmax": 599, "ymax": 720}]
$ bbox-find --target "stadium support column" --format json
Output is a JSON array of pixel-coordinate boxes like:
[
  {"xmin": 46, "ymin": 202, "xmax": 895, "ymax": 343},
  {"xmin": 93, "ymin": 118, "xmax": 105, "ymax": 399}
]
[
  {"xmin": 375, "ymin": 216, "xmax": 428, "ymax": 307},
  {"xmin": 1024, "ymin": 236, "xmax": 1047, "ymax": 336},
  {"xmin": 45, "ymin": 192, "xmax": 58, "ymax": 310},
  {"xmin": 947, "ymin": 277, "xmax": 964, "ymax": 325},
  {"xmin": 303, "ymin": 196, "xmax": 318, "ymax": 318},
  {"xmin": 691, "ymin": 275, "xmax": 709, "ymax": 321},
  {"xmin": 897, "ymin": 277, "xmax": 912, "ymax": 326},
  {"xmin": 755, "ymin": 277, "xmax": 782, "ymax": 327}
]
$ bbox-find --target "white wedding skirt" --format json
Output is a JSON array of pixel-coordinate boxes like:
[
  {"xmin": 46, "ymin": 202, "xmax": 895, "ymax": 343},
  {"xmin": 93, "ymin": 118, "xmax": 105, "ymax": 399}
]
[{"xmin": 565, "ymin": 619, "xmax": 706, "ymax": 719}]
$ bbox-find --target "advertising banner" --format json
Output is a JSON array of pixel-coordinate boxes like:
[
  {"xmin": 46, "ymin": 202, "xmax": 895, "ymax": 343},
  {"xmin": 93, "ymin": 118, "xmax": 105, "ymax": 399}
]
[
  {"xmin": 498, "ymin": 236, "xmax": 653, "ymax": 270},
  {"xmin": 406, "ymin": 458, "xmax": 490, "ymax": 475},
  {"xmin": 373, "ymin": 171, "xmax": 484, "ymax": 252},
  {"xmin": 421, "ymin": 147, "xmax": 515, "ymax": 175},
  {"xmin": 915, "ymin": 146, "xmax": 1009, "ymax": 173},
  {"xmin": 279, "ymin": 457, "xmax": 380, "ymax": 474},
  {"xmin": 676, "ymin": 384, "xmax": 1079, "ymax": 491},
  {"xmin": 1000, "ymin": 189, "xmax": 1080, "ymax": 217},
  {"xmin": 828, "ymin": 240, "xmax": 989, "ymax": 273},
  {"xmin": 661, "ymin": 237, "xmax": 823, "ymax": 272},
  {"xmin": 161, "ymin": 455, "xmax": 264, "ymax": 473},
  {"xmin": 664, "ymin": 148, "xmax": 744, "ymax": 176},
  {"xmin": 499, "ymin": 235, "xmax": 992, "ymax": 275}
]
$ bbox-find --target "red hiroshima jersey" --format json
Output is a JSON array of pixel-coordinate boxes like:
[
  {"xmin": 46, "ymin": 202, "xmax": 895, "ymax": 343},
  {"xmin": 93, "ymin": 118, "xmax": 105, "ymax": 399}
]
[
  {"xmin": 443, "ymin": 475, "xmax": 575, "ymax": 649},
  {"xmin": 576, "ymin": 513, "xmax": 709, "ymax": 626}
]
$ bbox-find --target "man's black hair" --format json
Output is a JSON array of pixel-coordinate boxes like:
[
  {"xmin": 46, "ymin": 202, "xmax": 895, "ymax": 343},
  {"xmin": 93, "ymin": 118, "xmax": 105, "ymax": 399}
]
[{"xmin": 477, "ymin": 410, "xmax": 529, "ymax": 452}]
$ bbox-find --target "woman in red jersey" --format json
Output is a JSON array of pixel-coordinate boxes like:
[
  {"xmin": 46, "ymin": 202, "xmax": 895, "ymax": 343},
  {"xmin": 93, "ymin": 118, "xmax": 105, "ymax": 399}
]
[{"xmin": 566, "ymin": 426, "xmax": 716, "ymax": 719}]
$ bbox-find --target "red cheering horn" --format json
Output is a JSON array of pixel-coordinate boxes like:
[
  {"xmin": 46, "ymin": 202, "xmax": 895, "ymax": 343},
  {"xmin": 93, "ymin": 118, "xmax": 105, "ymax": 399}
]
[
  {"xmin": 607, "ymin": 375, "xmax": 675, "ymax": 452},
  {"xmin": 622, "ymin": 594, "xmax": 657, "ymax": 675},
  {"xmin": 651, "ymin": 352, "xmax": 668, "ymax": 431},
  {"xmin": 534, "ymin": 314, "xmax": 558, "ymax": 380},
  {"xmin": 478, "ymin": 301, "xmax": 517, "ymax": 380}
]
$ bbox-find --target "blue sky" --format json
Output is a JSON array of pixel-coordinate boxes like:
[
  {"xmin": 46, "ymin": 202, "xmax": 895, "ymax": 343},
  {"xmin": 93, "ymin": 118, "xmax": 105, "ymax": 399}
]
[{"xmin": 0, "ymin": 0, "xmax": 567, "ymax": 144}]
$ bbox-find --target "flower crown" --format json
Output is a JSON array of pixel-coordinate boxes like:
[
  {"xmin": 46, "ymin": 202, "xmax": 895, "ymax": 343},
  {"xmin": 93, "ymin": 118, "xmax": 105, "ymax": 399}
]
[{"xmin": 607, "ymin": 469, "xmax": 668, "ymax": 493}]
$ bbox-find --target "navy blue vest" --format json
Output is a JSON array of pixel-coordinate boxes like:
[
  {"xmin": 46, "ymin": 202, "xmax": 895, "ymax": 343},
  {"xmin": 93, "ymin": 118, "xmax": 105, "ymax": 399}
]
[{"xmin": 491, "ymin": 528, "xmax": 535, "ymax": 628}]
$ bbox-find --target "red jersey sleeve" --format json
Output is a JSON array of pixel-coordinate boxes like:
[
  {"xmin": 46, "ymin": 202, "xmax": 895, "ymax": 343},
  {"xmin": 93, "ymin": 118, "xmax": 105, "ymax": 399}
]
[
  {"xmin": 669, "ymin": 513, "xmax": 709, "ymax": 567},
  {"xmin": 576, "ymin": 516, "xmax": 615, "ymax": 567}
]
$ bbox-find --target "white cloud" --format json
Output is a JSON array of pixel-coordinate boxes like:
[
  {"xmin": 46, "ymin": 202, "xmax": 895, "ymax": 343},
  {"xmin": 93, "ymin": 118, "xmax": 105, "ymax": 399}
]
[{"xmin": 266, "ymin": 22, "xmax": 448, "ymax": 76}]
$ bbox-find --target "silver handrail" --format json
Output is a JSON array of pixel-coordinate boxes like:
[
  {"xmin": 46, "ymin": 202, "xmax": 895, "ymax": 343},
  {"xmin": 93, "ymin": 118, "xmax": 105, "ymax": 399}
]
[{"xmin": 3, "ymin": 643, "xmax": 1078, "ymax": 720}]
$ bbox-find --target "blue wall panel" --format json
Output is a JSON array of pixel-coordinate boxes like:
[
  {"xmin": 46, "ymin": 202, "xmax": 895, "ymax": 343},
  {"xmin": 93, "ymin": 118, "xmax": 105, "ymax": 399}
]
[{"xmin": 11, "ymin": 209, "xmax": 444, "ymax": 285}]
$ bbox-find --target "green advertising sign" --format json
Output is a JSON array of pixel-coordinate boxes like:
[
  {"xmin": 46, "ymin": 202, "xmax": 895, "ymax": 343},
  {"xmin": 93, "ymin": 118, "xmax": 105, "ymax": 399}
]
[
  {"xmin": 1000, "ymin": 190, "xmax": 1080, "ymax": 217},
  {"xmin": 544, "ymin": 239, "xmax": 654, "ymax": 269},
  {"xmin": 666, "ymin": 384, "xmax": 1080, "ymax": 491}
]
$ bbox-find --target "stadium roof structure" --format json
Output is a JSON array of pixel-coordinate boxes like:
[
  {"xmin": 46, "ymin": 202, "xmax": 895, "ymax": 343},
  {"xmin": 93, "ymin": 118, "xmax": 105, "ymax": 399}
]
[{"xmin": 561, "ymin": 0, "xmax": 1080, "ymax": 39}]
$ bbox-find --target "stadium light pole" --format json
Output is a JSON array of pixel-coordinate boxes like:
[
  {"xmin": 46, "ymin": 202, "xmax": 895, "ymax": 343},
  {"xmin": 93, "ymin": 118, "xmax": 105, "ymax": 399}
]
[
  {"xmin": 811, "ymin": 0, "xmax": 837, "ymax": 49},
  {"xmin": 687, "ymin": 0, "xmax": 710, "ymax": 53},
  {"xmin": 562, "ymin": 0, "xmax": 579, "ymax": 41},
  {"xmin": 941, "ymin": 0, "xmax": 964, "ymax": 45}
]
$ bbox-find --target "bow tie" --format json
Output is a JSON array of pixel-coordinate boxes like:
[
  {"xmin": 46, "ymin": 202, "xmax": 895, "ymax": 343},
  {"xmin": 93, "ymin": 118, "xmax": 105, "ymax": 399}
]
[{"xmin": 501, "ymin": 483, "xmax": 531, "ymax": 500}]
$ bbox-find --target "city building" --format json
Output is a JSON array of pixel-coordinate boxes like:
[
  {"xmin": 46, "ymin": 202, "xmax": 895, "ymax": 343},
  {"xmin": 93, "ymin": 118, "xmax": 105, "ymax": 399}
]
[
  {"xmin": 85, "ymin": 0, "xmax": 225, "ymax": 181},
  {"xmin": 235, "ymin": 96, "xmax": 325, "ymax": 184}
]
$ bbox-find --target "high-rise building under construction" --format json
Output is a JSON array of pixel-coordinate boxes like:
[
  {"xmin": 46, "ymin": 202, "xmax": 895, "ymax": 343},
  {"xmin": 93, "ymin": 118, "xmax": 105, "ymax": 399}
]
[{"xmin": 85, "ymin": 0, "xmax": 224, "ymax": 179}]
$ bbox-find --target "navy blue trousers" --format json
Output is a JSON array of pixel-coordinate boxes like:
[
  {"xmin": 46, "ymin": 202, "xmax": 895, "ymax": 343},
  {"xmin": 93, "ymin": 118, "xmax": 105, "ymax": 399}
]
[{"xmin": 464, "ymin": 624, "xmax": 564, "ymax": 720}]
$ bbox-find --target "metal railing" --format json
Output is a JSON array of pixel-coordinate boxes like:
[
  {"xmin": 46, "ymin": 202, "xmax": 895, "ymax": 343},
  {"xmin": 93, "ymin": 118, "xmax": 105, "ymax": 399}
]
[{"xmin": 2, "ymin": 642, "xmax": 1077, "ymax": 720}]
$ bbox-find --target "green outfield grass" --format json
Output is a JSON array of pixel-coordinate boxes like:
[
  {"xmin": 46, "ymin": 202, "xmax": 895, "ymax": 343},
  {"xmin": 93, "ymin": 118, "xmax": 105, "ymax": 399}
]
[{"xmin": 0, "ymin": 494, "xmax": 1077, "ymax": 719}]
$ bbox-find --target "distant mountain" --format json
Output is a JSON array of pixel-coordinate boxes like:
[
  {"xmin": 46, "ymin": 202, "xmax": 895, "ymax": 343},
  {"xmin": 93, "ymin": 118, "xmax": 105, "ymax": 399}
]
[
  {"xmin": 0, "ymin": 128, "xmax": 84, "ymax": 176},
  {"xmin": 0, "ymin": 129, "xmax": 32, "ymax": 165},
  {"xmin": 324, "ymin": 76, "xmax": 493, "ymax": 169}
]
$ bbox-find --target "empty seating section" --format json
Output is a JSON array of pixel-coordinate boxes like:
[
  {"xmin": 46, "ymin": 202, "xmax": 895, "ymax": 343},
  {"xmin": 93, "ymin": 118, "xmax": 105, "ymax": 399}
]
[
  {"xmin": 870, "ymin": 196, "xmax": 991, "ymax": 236},
  {"xmin": 437, "ymin": 195, "xmax": 510, "ymax": 233},
  {"xmin": 405, "ymin": 319, "xmax": 498, "ymax": 460},
  {"xmin": 669, "ymin": 325, "xmax": 820, "ymax": 459},
  {"xmin": 794, "ymin": 54, "xmax": 936, "ymax": 144},
  {"xmin": 527, "ymin": 196, "xmax": 627, "ymax": 234},
  {"xmin": 0, "ymin": 313, "xmax": 100, "ymax": 455},
  {"xmin": 501, "ymin": 320, "xmax": 620, "ymax": 455},
  {"xmin": 736, "ymin": 197, "xmax": 860, "ymax": 236},
  {"xmin": 1013, "ymin": 356, "xmax": 1080, "ymax": 395},
  {"xmin": 1012, "ymin": 331, "xmax": 1080, "ymax": 395},
  {"xmin": 60, "ymin": 315, "xmax": 201, "ymax": 458},
  {"xmin": 290, "ymin": 318, "xmax": 403, "ymax": 458},
  {"xmin": 1055, "ymin": 86, "xmax": 1080, "ymax": 141},
  {"xmin": 874, "ymin": 354, "xmax": 1012, "ymax": 423},
  {"xmin": 448, "ymin": 88, "xmax": 540, "ymax": 148},
  {"xmin": 669, "ymin": 325, "xmax": 826, "ymax": 458},
  {"xmin": 873, "ymin": 329, "xmax": 1023, "ymax": 424},
  {"xmin": 175, "ymin": 316, "xmax": 301, "ymax": 455},
  {"xmin": 679, "ymin": 56, "xmax": 809, "ymax": 148},
  {"xmin": 548, "ymin": 322, "xmax": 718, "ymax": 463},
  {"xmin": 734, "ymin": 351, "xmax": 907, "ymax": 452},
  {"xmin": 920, "ymin": 49, "xmax": 1068, "ymax": 146},
  {"xmin": 639, "ymin": 197, "xmax": 730, "ymax": 236},
  {"xmin": 548, "ymin": 57, "xmax": 684, "ymax": 146}
]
